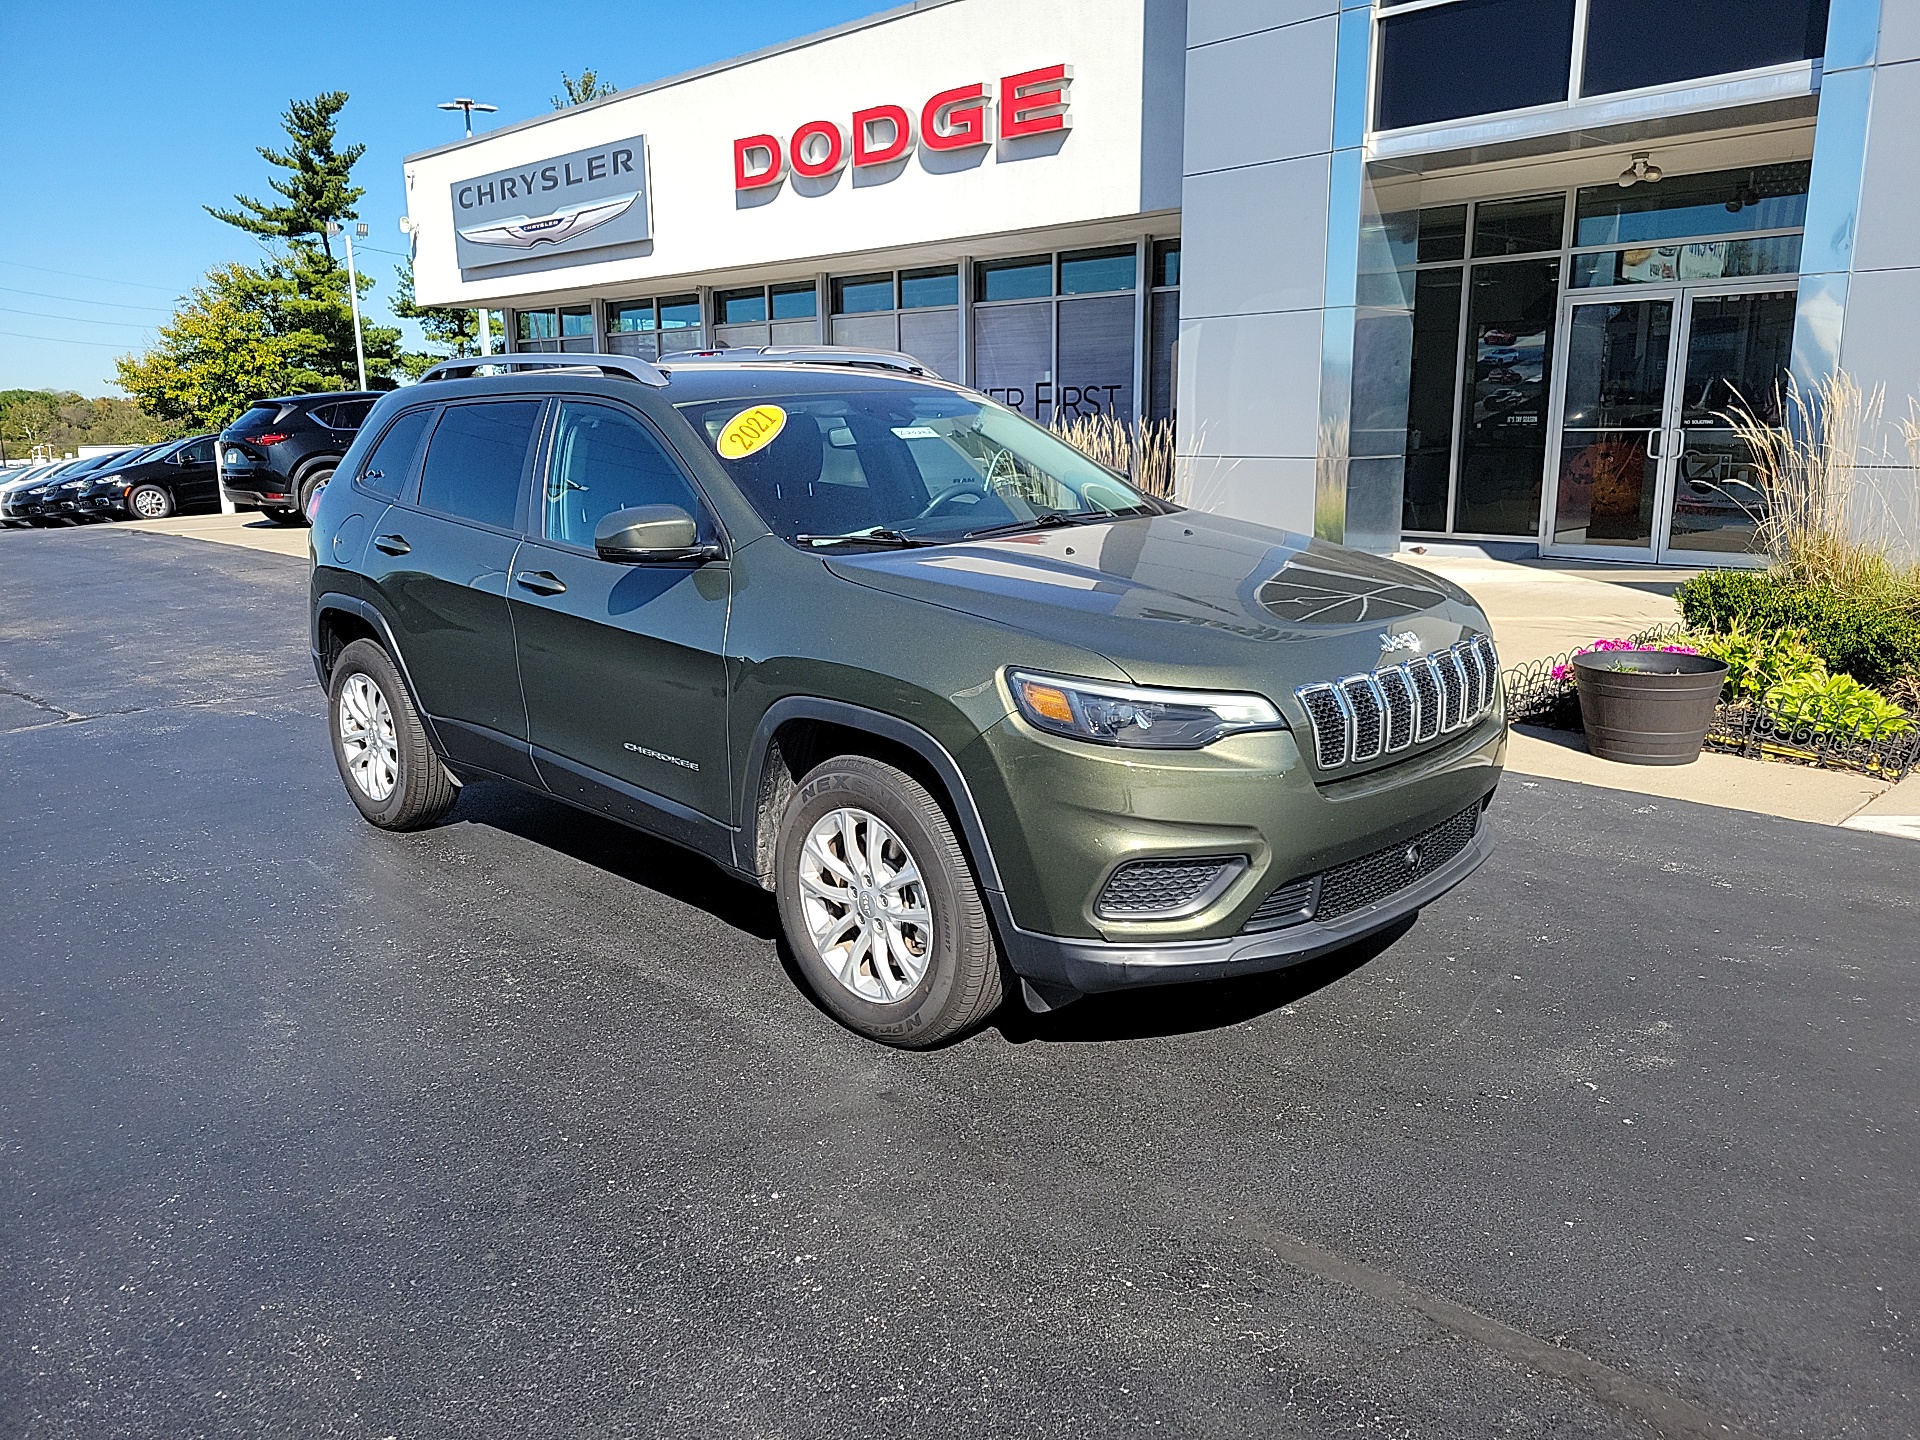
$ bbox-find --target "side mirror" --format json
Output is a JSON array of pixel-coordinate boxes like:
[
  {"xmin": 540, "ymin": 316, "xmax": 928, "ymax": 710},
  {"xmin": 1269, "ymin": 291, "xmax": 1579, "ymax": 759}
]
[{"xmin": 593, "ymin": 504, "xmax": 721, "ymax": 564}]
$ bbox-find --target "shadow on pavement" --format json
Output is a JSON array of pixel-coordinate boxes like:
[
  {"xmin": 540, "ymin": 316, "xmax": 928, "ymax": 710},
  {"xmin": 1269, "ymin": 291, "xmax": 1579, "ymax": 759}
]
[
  {"xmin": 448, "ymin": 779, "xmax": 782, "ymax": 941},
  {"xmin": 994, "ymin": 916, "xmax": 1415, "ymax": 1044}
]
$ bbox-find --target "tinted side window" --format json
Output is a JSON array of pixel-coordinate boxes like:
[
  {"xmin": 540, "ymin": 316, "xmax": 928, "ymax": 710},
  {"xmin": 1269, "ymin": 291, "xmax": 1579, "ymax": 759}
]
[
  {"xmin": 543, "ymin": 402, "xmax": 702, "ymax": 549},
  {"xmin": 356, "ymin": 408, "xmax": 435, "ymax": 499},
  {"xmin": 177, "ymin": 439, "xmax": 214, "ymax": 465},
  {"xmin": 327, "ymin": 399, "xmax": 375, "ymax": 430},
  {"xmin": 418, "ymin": 401, "xmax": 542, "ymax": 529}
]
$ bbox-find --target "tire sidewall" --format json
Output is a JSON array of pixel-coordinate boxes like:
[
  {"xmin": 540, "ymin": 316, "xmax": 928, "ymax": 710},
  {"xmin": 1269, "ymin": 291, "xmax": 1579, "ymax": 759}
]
[
  {"xmin": 296, "ymin": 467, "xmax": 334, "ymax": 527},
  {"xmin": 776, "ymin": 763, "xmax": 971, "ymax": 1046},
  {"xmin": 328, "ymin": 643, "xmax": 417, "ymax": 827},
  {"xmin": 127, "ymin": 484, "xmax": 173, "ymax": 520}
]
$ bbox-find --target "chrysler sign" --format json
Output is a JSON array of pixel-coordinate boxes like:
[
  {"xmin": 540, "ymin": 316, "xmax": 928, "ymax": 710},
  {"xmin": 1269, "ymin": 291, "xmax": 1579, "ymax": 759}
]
[{"xmin": 451, "ymin": 136, "xmax": 651, "ymax": 272}]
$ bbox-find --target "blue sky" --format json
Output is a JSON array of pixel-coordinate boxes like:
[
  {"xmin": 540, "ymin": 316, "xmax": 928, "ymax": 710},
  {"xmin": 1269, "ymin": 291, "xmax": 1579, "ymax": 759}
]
[{"xmin": 0, "ymin": 0, "xmax": 888, "ymax": 396}]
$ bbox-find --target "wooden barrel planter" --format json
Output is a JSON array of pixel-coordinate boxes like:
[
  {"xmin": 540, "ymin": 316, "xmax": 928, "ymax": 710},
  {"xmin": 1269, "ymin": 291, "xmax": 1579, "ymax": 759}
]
[{"xmin": 1571, "ymin": 650, "xmax": 1729, "ymax": 766}]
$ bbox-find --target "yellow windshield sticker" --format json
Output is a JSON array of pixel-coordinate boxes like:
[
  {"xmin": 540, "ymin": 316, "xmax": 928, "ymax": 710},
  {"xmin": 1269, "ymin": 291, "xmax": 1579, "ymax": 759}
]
[{"xmin": 716, "ymin": 404, "xmax": 788, "ymax": 459}]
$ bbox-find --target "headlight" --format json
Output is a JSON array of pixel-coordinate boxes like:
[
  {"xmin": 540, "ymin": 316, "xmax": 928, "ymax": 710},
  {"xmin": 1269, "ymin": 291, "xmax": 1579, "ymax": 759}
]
[{"xmin": 1007, "ymin": 670, "xmax": 1285, "ymax": 749}]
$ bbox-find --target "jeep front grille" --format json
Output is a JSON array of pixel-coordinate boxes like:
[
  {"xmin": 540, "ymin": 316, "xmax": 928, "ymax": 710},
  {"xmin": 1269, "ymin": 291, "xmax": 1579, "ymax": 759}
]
[{"xmin": 1295, "ymin": 635, "xmax": 1499, "ymax": 774}]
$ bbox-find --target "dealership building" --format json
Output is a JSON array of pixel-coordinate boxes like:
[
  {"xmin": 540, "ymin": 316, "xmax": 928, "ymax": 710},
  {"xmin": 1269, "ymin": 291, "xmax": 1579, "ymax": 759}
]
[{"xmin": 403, "ymin": 0, "xmax": 1920, "ymax": 564}]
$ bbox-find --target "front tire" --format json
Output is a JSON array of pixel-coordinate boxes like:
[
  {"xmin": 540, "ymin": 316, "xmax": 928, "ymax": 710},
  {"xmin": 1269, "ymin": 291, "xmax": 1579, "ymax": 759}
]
[
  {"xmin": 126, "ymin": 483, "xmax": 174, "ymax": 520},
  {"xmin": 328, "ymin": 639, "xmax": 458, "ymax": 830},
  {"xmin": 774, "ymin": 756, "xmax": 1004, "ymax": 1048},
  {"xmin": 263, "ymin": 507, "xmax": 302, "ymax": 526}
]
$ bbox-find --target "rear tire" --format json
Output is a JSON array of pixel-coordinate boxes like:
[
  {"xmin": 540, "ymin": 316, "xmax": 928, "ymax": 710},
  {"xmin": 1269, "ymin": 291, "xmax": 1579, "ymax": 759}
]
[
  {"xmin": 774, "ymin": 755, "xmax": 1004, "ymax": 1048},
  {"xmin": 328, "ymin": 639, "xmax": 459, "ymax": 831},
  {"xmin": 263, "ymin": 508, "xmax": 302, "ymax": 526},
  {"xmin": 126, "ymin": 484, "xmax": 174, "ymax": 520},
  {"xmin": 295, "ymin": 467, "xmax": 333, "ymax": 527}
]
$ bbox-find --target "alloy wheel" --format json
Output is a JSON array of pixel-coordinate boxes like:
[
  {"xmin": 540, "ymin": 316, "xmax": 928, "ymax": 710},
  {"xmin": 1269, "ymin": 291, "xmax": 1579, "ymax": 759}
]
[
  {"xmin": 796, "ymin": 807, "xmax": 935, "ymax": 1003},
  {"xmin": 337, "ymin": 673, "xmax": 399, "ymax": 802},
  {"xmin": 130, "ymin": 488, "xmax": 169, "ymax": 519}
]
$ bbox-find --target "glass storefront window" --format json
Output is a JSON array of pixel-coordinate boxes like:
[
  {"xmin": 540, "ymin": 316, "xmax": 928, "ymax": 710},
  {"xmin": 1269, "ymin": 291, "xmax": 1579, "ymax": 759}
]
[
  {"xmin": 1401, "ymin": 267, "xmax": 1463, "ymax": 531},
  {"xmin": 899, "ymin": 266, "xmax": 959, "ymax": 309},
  {"xmin": 1152, "ymin": 239, "xmax": 1180, "ymax": 289},
  {"xmin": 1417, "ymin": 207, "xmax": 1467, "ymax": 264},
  {"xmin": 976, "ymin": 256, "xmax": 1052, "ymax": 303},
  {"xmin": 1375, "ymin": 0, "xmax": 1576, "ymax": 130},
  {"xmin": 657, "ymin": 297, "xmax": 701, "ymax": 331},
  {"xmin": 1575, "ymin": 164, "xmax": 1811, "ymax": 246},
  {"xmin": 717, "ymin": 288, "xmax": 768, "ymax": 324},
  {"xmin": 1474, "ymin": 195, "xmax": 1565, "ymax": 258},
  {"xmin": 1059, "ymin": 247, "xmax": 1136, "ymax": 296},
  {"xmin": 517, "ymin": 310, "xmax": 558, "ymax": 342},
  {"xmin": 832, "ymin": 274, "xmax": 895, "ymax": 315},
  {"xmin": 771, "ymin": 282, "xmax": 818, "ymax": 320},
  {"xmin": 1570, "ymin": 235, "xmax": 1803, "ymax": 287},
  {"xmin": 607, "ymin": 301, "xmax": 656, "ymax": 334},
  {"xmin": 1455, "ymin": 257, "xmax": 1560, "ymax": 535},
  {"xmin": 1583, "ymin": 0, "xmax": 1830, "ymax": 97}
]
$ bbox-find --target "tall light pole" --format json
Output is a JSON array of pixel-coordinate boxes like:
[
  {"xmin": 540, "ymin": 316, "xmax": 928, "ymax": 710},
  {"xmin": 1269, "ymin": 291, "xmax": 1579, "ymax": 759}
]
[
  {"xmin": 437, "ymin": 97, "xmax": 497, "ymax": 138},
  {"xmin": 326, "ymin": 220, "xmax": 370, "ymax": 391}
]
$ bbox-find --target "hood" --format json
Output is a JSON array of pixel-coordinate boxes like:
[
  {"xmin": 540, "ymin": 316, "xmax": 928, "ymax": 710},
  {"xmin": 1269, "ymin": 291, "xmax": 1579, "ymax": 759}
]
[{"xmin": 826, "ymin": 510, "xmax": 1491, "ymax": 702}]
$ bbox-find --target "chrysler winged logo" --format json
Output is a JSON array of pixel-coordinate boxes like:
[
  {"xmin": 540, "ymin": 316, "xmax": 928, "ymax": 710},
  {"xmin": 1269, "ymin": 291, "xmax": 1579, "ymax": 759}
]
[
  {"xmin": 1379, "ymin": 630, "xmax": 1422, "ymax": 654},
  {"xmin": 459, "ymin": 193, "xmax": 639, "ymax": 250}
]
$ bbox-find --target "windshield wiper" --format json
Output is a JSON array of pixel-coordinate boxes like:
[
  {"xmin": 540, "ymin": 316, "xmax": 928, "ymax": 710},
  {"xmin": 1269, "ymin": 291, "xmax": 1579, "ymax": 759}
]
[
  {"xmin": 960, "ymin": 510, "xmax": 1144, "ymax": 541},
  {"xmin": 794, "ymin": 528, "xmax": 932, "ymax": 549}
]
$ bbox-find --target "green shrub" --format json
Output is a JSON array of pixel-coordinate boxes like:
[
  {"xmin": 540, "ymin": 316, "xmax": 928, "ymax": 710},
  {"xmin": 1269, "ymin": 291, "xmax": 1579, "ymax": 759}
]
[
  {"xmin": 1765, "ymin": 671, "xmax": 1914, "ymax": 740},
  {"xmin": 1675, "ymin": 570, "xmax": 1920, "ymax": 688},
  {"xmin": 1692, "ymin": 621, "xmax": 1827, "ymax": 703}
]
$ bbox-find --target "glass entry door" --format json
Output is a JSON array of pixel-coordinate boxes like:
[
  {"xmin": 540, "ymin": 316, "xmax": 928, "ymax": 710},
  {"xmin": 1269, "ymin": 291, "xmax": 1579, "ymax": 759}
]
[
  {"xmin": 1547, "ymin": 293, "xmax": 1677, "ymax": 558},
  {"xmin": 1545, "ymin": 285, "xmax": 1795, "ymax": 563}
]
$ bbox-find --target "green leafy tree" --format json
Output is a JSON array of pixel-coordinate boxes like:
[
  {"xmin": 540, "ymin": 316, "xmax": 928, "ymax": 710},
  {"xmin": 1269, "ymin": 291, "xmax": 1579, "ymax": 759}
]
[
  {"xmin": 116, "ymin": 261, "xmax": 404, "ymax": 433},
  {"xmin": 207, "ymin": 92, "xmax": 364, "ymax": 265},
  {"xmin": 392, "ymin": 256, "xmax": 480, "ymax": 378},
  {"xmin": 1, "ymin": 389, "xmax": 164, "ymax": 459},
  {"xmin": 552, "ymin": 69, "xmax": 616, "ymax": 109}
]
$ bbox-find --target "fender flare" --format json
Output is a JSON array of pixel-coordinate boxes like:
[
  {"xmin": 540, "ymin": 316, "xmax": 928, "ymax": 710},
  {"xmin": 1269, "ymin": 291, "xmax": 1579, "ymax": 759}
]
[
  {"xmin": 738, "ymin": 696, "xmax": 1006, "ymax": 896},
  {"xmin": 311, "ymin": 594, "xmax": 431, "ymax": 721}
]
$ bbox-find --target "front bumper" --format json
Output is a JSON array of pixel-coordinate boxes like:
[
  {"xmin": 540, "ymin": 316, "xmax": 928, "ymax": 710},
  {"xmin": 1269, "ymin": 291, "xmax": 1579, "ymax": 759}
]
[{"xmin": 996, "ymin": 816, "xmax": 1493, "ymax": 996}]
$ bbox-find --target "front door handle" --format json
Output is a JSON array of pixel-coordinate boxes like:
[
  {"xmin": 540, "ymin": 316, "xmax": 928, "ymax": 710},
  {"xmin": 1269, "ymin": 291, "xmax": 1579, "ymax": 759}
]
[
  {"xmin": 372, "ymin": 533, "xmax": 411, "ymax": 556},
  {"xmin": 515, "ymin": 570, "xmax": 567, "ymax": 596}
]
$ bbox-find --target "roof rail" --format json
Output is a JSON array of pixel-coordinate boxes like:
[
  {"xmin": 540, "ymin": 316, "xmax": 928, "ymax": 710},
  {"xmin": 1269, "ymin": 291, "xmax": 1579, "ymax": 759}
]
[
  {"xmin": 417, "ymin": 352, "xmax": 669, "ymax": 388},
  {"xmin": 664, "ymin": 345, "xmax": 935, "ymax": 377}
]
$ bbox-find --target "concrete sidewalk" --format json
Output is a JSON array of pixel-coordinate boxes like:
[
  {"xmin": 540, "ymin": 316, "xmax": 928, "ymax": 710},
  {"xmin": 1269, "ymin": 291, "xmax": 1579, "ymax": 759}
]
[
  {"xmin": 121, "ymin": 510, "xmax": 311, "ymax": 558},
  {"xmin": 1397, "ymin": 548, "xmax": 1690, "ymax": 666}
]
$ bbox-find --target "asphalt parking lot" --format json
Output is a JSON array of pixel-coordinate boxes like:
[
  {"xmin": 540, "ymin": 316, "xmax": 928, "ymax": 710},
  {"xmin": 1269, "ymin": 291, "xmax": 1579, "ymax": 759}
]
[{"xmin": 2, "ymin": 525, "xmax": 1915, "ymax": 1440}]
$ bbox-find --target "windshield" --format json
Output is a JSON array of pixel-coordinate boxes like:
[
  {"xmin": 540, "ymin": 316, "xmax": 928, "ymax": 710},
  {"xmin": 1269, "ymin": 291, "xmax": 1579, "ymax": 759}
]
[{"xmin": 673, "ymin": 386, "xmax": 1159, "ymax": 546}]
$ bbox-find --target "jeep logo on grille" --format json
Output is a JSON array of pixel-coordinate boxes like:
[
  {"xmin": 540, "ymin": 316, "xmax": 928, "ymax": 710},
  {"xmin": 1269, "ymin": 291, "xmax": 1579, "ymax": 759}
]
[{"xmin": 1379, "ymin": 630, "xmax": 1421, "ymax": 654}]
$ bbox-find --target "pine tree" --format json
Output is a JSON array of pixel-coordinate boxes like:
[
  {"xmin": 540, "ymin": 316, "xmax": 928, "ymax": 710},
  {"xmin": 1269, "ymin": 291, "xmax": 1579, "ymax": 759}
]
[
  {"xmin": 552, "ymin": 69, "xmax": 617, "ymax": 109},
  {"xmin": 207, "ymin": 92, "xmax": 365, "ymax": 264}
]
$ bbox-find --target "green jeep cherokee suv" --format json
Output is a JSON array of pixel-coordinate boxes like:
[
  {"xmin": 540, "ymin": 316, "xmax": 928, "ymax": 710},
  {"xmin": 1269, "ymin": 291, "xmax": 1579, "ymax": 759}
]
[{"xmin": 309, "ymin": 350, "xmax": 1505, "ymax": 1047}]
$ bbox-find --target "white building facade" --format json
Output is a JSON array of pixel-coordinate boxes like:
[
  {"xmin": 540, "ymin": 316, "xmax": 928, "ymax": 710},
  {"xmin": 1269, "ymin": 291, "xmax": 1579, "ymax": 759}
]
[{"xmin": 404, "ymin": 0, "xmax": 1920, "ymax": 562}]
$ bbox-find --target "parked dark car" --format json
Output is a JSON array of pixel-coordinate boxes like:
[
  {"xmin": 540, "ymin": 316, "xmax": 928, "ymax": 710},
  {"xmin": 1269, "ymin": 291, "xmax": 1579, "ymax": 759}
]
[
  {"xmin": 310, "ymin": 350, "xmax": 1505, "ymax": 1047},
  {"xmin": 220, "ymin": 393, "xmax": 379, "ymax": 524},
  {"xmin": 3, "ymin": 450, "xmax": 135, "ymax": 526},
  {"xmin": 72, "ymin": 435, "xmax": 219, "ymax": 521}
]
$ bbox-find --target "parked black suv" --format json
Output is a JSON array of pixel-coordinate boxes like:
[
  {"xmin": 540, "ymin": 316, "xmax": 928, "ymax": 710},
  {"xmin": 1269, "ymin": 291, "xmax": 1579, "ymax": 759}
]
[
  {"xmin": 72, "ymin": 435, "xmax": 219, "ymax": 521},
  {"xmin": 220, "ymin": 393, "xmax": 378, "ymax": 524},
  {"xmin": 310, "ymin": 350, "xmax": 1505, "ymax": 1047}
]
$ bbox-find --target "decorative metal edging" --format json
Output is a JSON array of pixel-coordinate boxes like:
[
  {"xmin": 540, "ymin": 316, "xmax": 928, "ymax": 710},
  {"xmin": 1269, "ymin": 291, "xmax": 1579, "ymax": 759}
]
[{"xmin": 1499, "ymin": 625, "xmax": 1919, "ymax": 783}]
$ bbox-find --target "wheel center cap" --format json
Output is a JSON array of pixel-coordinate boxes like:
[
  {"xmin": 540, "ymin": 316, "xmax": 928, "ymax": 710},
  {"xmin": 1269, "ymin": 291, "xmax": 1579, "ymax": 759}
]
[{"xmin": 856, "ymin": 889, "xmax": 877, "ymax": 920}]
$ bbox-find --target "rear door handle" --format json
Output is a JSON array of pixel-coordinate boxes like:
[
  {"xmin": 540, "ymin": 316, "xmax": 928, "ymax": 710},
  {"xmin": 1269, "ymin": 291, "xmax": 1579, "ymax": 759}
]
[
  {"xmin": 372, "ymin": 533, "xmax": 410, "ymax": 556},
  {"xmin": 515, "ymin": 570, "xmax": 567, "ymax": 596}
]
